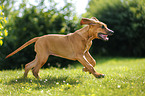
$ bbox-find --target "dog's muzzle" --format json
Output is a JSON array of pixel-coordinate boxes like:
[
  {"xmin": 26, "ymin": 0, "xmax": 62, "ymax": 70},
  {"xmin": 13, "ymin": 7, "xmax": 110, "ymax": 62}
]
[{"xmin": 98, "ymin": 29, "xmax": 114, "ymax": 41}]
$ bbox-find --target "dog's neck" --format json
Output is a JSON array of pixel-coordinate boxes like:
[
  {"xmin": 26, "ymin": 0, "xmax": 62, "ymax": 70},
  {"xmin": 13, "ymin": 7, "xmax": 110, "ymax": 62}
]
[{"xmin": 74, "ymin": 25, "xmax": 95, "ymax": 41}]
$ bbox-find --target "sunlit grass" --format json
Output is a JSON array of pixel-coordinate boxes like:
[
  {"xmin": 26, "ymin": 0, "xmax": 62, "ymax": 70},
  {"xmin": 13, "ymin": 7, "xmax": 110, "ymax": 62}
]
[{"xmin": 0, "ymin": 57, "xmax": 145, "ymax": 96}]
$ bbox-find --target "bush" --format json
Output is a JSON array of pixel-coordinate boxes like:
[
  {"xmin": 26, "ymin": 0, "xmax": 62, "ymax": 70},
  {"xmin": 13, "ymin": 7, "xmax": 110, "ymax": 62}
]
[{"xmin": 86, "ymin": 0, "xmax": 145, "ymax": 57}]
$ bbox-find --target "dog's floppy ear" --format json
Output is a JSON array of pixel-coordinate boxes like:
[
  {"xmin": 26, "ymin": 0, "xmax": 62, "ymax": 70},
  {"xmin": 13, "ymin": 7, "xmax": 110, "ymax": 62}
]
[{"xmin": 80, "ymin": 18, "xmax": 96, "ymax": 25}]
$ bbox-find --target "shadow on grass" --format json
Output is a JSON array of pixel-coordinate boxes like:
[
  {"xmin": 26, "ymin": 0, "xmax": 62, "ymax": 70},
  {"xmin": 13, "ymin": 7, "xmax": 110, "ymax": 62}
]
[{"xmin": 6, "ymin": 75, "xmax": 80, "ymax": 90}]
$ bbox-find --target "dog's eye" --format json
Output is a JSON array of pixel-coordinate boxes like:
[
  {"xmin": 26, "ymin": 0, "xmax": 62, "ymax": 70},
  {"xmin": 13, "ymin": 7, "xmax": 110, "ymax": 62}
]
[{"xmin": 101, "ymin": 25, "xmax": 105, "ymax": 29}]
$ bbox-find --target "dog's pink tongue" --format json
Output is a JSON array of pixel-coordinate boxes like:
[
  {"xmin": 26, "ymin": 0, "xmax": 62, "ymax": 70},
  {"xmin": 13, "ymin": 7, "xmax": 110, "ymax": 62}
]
[{"xmin": 102, "ymin": 35, "xmax": 109, "ymax": 40}]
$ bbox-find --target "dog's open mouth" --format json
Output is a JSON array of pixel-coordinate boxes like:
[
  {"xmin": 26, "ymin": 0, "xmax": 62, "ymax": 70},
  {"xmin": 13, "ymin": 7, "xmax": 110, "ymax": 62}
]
[{"xmin": 98, "ymin": 33, "xmax": 109, "ymax": 41}]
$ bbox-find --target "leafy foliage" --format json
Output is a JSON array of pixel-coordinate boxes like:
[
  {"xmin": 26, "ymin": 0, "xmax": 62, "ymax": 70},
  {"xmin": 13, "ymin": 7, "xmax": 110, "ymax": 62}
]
[
  {"xmin": 86, "ymin": 0, "xmax": 145, "ymax": 57},
  {"xmin": 0, "ymin": 4, "xmax": 8, "ymax": 45}
]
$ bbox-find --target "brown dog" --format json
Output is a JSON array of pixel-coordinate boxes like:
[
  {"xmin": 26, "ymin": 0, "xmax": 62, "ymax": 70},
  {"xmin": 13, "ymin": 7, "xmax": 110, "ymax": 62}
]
[{"xmin": 6, "ymin": 17, "xmax": 114, "ymax": 78}]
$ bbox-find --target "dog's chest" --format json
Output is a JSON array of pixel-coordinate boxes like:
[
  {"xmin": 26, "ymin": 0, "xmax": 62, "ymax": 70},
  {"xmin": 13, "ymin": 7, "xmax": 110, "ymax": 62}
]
[{"xmin": 84, "ymin": 40, "xmax": 92, "ymax": 53}]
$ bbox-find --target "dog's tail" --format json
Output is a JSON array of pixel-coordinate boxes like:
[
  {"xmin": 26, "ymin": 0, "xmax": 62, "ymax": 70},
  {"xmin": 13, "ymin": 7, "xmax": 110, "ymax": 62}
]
[{"xmin": 5, "ymin": 37, "xmax": 39, "ymax": 59}]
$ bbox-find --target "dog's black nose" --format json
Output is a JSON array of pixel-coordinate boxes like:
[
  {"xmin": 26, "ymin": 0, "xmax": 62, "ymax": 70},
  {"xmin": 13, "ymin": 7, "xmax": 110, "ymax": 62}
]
[
  {"xmin": 110, "ymin": 30, "xmax": 114, "ymax": 34},
  {"xmin": 108, "ymin": 29, "xmax": 114, "ymax": 35}
]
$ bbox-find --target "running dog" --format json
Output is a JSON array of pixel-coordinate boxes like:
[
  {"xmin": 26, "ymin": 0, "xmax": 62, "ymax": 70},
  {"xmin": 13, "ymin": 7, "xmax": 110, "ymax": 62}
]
[{"xmin": 6, "ymin": 17, "xmax": 114, "ymax": 78}]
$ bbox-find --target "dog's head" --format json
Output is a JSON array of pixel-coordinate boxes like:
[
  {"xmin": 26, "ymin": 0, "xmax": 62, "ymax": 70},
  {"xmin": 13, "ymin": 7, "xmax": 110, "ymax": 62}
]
[{"xmin": 80, "ymin": 17, "xmax": 114, "ymax": 41}]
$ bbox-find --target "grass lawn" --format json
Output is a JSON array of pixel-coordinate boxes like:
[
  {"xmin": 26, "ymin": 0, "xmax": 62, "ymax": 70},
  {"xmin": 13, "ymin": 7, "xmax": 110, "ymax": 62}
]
[{"xmin": 0, "ymin": 57, "xmax": 145, "ymax": 96}]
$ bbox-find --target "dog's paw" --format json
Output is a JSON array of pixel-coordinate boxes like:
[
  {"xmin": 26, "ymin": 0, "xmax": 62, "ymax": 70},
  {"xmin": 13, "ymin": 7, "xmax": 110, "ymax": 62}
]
[{"xmin": 96, "ymin": 74, "xmax": 105, "ymax": 78}]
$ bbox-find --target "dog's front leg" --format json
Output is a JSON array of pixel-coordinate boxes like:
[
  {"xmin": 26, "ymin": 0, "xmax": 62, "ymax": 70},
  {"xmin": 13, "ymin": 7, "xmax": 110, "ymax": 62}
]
[
  {"xmin": 83, "ymin": 52, "xmax": 96, "ymax": 72},
  {"xmin": 77, "ymin": 55, "xmax": 105, "ymax": 78}
]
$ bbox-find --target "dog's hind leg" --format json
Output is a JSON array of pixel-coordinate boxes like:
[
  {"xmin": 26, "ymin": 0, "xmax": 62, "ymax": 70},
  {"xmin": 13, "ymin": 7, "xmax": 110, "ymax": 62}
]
[
  {"xmin": 24, "ymin": 56, "xmax": 38, "ymax": 78},
  {"xmin": 32, "ymin": 52, "xmax": 49, "ymax": 79}
]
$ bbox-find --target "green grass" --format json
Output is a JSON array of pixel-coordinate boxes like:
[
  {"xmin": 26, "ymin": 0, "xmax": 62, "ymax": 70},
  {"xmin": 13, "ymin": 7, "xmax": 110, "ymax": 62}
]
[{"xmin": 0, "ymin": 57, "xmax": 145, "ymax": 96}]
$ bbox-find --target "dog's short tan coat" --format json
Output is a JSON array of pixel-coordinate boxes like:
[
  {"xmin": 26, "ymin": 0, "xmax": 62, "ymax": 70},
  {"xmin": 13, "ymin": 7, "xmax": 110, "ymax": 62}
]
[{"xmin": 6, "ymin": 17, "xmax": 114, "ymax": 78}]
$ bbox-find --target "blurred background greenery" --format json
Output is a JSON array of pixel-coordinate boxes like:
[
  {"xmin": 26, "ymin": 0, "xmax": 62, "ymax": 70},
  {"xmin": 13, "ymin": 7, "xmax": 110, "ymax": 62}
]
[{"xmin": 0, "ymin": 0, "xmax": 145, "ymax": 69}]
